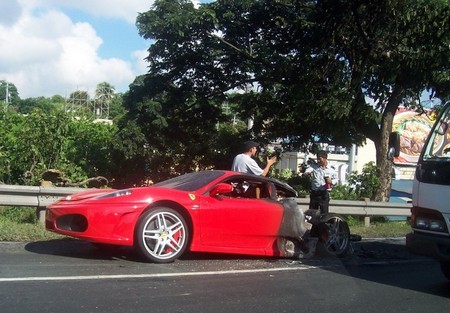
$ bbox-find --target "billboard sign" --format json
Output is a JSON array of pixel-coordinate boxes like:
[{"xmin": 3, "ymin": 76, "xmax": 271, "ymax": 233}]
[{"xmin": 392, "ymin": 108, "xmax": 435, "ymax": 165}]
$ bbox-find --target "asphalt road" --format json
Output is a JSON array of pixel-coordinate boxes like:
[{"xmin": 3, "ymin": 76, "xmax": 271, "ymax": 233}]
[{"xmin": 0, "ymin": 238, "xmax": 449, "ymax": 313}]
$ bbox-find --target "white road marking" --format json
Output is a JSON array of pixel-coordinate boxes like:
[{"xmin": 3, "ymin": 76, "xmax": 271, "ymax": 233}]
[{"xmin": 0, "ymin": 266, "xmax": 316, "ymax": 283}]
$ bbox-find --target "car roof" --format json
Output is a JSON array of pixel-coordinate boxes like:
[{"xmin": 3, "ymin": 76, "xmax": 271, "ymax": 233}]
[
  {"xmin": 226, "ymin": 171, "xmax": 298, "ymax": 196},
  {"xmin": 152, "ymin": 170, "xmax": 297, "ymax": 196}
]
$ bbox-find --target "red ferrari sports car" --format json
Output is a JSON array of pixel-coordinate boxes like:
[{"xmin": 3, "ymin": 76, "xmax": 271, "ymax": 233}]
[{"xmin": 46, "ymin": 170, "xmax": 350, "ymax": 263}]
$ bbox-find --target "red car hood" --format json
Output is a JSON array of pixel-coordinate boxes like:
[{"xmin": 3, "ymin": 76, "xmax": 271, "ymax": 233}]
[{"xmin": 62, "ymin": 188, "xmax": 116, "ymax": 201}]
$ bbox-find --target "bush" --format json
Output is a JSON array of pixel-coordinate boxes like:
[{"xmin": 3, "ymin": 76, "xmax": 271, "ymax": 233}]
[
  {"xmin": 330, "ymin": 162, "xmax": 381, "ymax": 200},
  {"xmin": 286, "ymin": 174, "xmax": 312, "ymax": 197},
  {"xmin": 344, "ymin": 215, "xmax": 361, "ymax": 226},
  {"xmin": 277, "ymin": 161, "xmax": 381, "ymax": 200},
  {"xmin": 329, "ymin": 184, "xmax": 359, "ymax": 200},
  {"xmin": 0, "ymin": 207, "xmax": 37, "ymax": 223},
  {"xmin": 347, "ymin": 162, "xmax": 381, "ymax": 200}
]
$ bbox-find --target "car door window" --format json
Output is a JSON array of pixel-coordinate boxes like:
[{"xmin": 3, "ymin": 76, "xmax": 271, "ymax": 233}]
[{"xmin": 222, "ymin": 178, "xmax": 274, "ymax": 200}]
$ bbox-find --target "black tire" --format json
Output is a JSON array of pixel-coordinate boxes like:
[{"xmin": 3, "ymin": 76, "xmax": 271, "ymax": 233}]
[
  {"xmin": 314, "ymin": 214, "xmax": 350, "ymax": 257},
  {"xmin": 440, "ymin": 261, "xmax": 450, "ymax": 280},
  {"xmin": 135, "ymin": 207, "xmax": 189, "ymax": 263}
]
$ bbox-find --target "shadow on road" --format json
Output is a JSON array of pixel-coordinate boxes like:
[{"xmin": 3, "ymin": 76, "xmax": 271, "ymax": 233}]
[
  {"xmin": 24, "ymin": 238, "xmax": 143, "ymax": 262},
  {"xmin": 22, "ymin": 237, "xmax": 450, "ymax": 297},
  {"xmin": 24, "ymin": 238, "xmax": 274, "ymax": 263},
  {"xmin": 23, "ymin": 237, "xmax": 428, "ymax": 264},
  {"xmin": 326, "ymin": 238, "xmax": 450, "ymax": 298}
]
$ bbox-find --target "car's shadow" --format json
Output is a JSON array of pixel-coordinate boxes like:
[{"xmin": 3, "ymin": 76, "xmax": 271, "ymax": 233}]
[
  {"xmin": 25, "ymin": 238, "xmax": 450, "ymax": 298},
  {"xmin": 24, "ymin": 237, "xmax": 450, "ymax": 299},
  {"xmin": 23, "ymin": 236, "xmax": 423, "ymax": 263},
  {"xmin": 25, "ymin": 238, "xmax": 142, "ymax": 262},
  {"xmin": 24, "ymin": 236, "xmax": 424, "ymax": 265},
  {"xmin": 24, "ymin": 238, "xmax": 276, "ymax": 263}
]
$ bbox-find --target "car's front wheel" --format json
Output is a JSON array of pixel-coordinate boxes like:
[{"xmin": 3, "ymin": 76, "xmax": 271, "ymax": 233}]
[
  {"xmin": 135, "ymin": 207, "xmax": 189, "ymax": 263},
  {"xmin": 314, "ymin": 214, "xmax": 350, "ymax": 257}
]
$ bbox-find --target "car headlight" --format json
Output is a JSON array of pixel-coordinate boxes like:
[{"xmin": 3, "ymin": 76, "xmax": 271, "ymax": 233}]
[
  {"xmin": 97, "ymin": 190, "xmax": 132, "ymax": 199},
  {"xmin": 415, "ymin": 217, "xmax": 447, "ymax": 232},
  {"xmin": 412, "ymin": 206, "xmax": 448, "ymax": 233}
]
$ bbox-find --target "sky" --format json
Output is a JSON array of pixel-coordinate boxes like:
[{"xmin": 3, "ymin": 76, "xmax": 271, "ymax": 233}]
[{"xmin": 0, "ymin": 0, "xmax": 201, "ymax": 99}]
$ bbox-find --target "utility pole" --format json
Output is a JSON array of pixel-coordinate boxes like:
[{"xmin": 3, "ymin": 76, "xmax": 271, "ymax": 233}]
[{"xmin": 3, "ymin": 82, "xmax": 9, "ymax": 111}]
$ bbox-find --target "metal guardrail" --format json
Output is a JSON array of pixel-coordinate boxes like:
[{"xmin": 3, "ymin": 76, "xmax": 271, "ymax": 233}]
[
  {"xmin": 0, "ymin": 185, "xmax": 411, "ymax": 224},
  {"xmin": 295, "ymin": 197, "xmax": 411, "ymax": 226},
  {"xmin": 0, "ymin": 185, "xmax": 85, "ymax": 207},
  {"xmin": 295, "ymin": 198, "xmax": 411, "ymax": 216},
  {"xmin": 0, "ymin": 185, "xmax": 85, "ymax": 222}
]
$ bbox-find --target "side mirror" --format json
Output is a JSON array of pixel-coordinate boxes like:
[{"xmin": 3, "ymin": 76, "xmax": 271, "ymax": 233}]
[
  {"xmin": 387, "ymin": 132, "xmax": 400, "ymax": 160},
  {"xmin": 210, "ymin": 183, "xmax": 233, "ymax": 196}
]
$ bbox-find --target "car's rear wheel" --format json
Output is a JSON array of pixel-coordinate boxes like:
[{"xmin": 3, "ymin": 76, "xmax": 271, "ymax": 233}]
[
  {"xmin": 314, "ymin": 214, "xmax": 350, "ymax": 257},
  {"xmin": 135, "ymin": 207, "xmax": 188, "ymax": 263},
  {"xmin": 440, "ymin": 261, "xmax": 450, "ymax": 280}
]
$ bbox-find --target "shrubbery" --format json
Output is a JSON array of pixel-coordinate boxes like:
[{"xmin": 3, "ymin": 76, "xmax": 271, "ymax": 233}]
[
  {"xmin": 0, "ymin": 109, "xmax": 116, "ymax": 187},
  {"xmin": 275, "ymin": 161, "xmax": 381, "ymax": 201}
]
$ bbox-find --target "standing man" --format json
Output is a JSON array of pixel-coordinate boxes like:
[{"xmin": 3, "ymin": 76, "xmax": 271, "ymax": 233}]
[
  {"xmin": 231, "ymin": 141, "xmax": 277, "ymax": 176},
  {"xmin": 304, "ymin": 150, "xmax": 338, "ymax": 214}
]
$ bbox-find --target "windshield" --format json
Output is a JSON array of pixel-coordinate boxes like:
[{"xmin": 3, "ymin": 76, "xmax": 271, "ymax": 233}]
[
  {"xmin": 153, "ymin": 171, "xmax": 226, "ymax": 191},
  {"xmin": 422, "ymin": 105, "xmax": 450, "ymax": 161}
]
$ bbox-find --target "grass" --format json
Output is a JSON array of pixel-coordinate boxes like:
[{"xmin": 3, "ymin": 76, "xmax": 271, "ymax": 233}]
[
  {"xmin": 0, "ymin": 207, "xmax": 66, "ymax": 242},
  {"xmin": 0, "ymin": 207, "xmax": 412, "ymax": 242},
  {"xmin": 344, "ymin": 214, "xmax": 412, "ymax": 238},
  {"xmin": 0, "ymin": 218, "xmax": 65, "ymax": 241},
  {"xmin": 348, "ymin": 221, "xmax": 411, "ymax": 238}
]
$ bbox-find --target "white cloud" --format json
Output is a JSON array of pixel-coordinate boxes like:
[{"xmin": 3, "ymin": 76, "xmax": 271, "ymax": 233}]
[
  {"xmin": 19, "ymin": 0, "xmax": 153, "ymax": 23},
  {"xmin": 0, "ymin": 0, "xmax": 211, "ymax": 98},
  {"xmin": 0, "ymin": 0, "xmax": 150, "ymax": 98},
  {"xmin": 132, "ymin": 49, "xmax": 149, "ymax": 75},
  {"xmin": 0, "ymin": 1, "xmax": 22, "ymax": 26}
]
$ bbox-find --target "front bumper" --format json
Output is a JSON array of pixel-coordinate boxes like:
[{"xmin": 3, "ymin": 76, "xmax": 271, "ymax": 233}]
[{"xmin": 406, "ymin": 231, "xmax": 450, "ymax": 262}]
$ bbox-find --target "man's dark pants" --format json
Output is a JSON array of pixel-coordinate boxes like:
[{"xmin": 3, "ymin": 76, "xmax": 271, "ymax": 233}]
[{"xmin": 309, "ymin": 190, "xmax": 330, "ymax": 215}]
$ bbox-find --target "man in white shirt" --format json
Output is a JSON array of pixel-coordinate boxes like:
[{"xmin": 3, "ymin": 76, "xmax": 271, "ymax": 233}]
[
  {"xmin": 304, "ymin": 150, "xmax": 338, "ymax": 214},
  {"xmin": 231, "ymin": 141, "xmax": 277, "ymax": 176}
]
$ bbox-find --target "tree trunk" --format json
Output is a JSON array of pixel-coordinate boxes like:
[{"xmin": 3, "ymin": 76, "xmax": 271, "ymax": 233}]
[
  {"xmin": 375, "ymin": 117, "xmax": 394, "ymax": 202},
  {"xmin": 373, "ymin": 88, "xmax": 404, "ymax": 202}
]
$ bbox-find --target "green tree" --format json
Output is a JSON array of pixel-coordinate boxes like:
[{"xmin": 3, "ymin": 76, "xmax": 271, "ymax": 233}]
[
  {"xmin": 94, "ymin": 82, "xmax": 115, "ymax": 119},
  {"xmin": 18, "ymin": 97, "xmax": 62, "ymax": 114},
  {"xmin": 303, "ymin": 0, "xmax": 450, "ymax": 201},
  {"xmin": 347, "ymin": 162, "xmax": 381, "ymax": 200},
  {"xmin": 0, "ymin": 80, "xmax": 20, "ymax": 110},
  {"xmin": 65, "ymin": 116, "xmax": 116, "ymax": 182},
  {"xmin": 67, "ymin": 90, "xmax": 91, "ymax": 115},
  {"xmin": 0, "ymin": 109, "xmax": 116, "ymax": 186},
  {"xmin": 2, "ymin": 109, "xmax": 70, "ymax": 185},
  {"xmin": 116, "ymin": 75, "xmax": 242, "ymax": 184},
  {"xmin": 132, "ymin": 0, "xmax": 450, "ymax": 199},
  {"xmin": 0, "ymin": 111, "xmax": 25, "ymax": 184},
  {"xmin": 109, "ymin": 93, "xmax": 126, "ymax": 121},
  {"xmin": 95, "ymin": 82, "xmax": 115, "ymax": 98},
  {"xmin": 51, "ymin": 94, "xmax": 65, "ymax": 104},
  {"xmin": 69, "ymin": 90, "xmax": 89, "ymax": 102}
]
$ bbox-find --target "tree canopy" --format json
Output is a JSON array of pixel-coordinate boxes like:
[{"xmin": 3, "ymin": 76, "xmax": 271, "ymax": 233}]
[
  {"xmin": 0, "ymin": 105, "xmax": 117, "ymax": 187},
  {"xmin": 0, "ymin": 78, "xmax": 135, "ymax": 187},
  {"xmin": 0, "ymin": 80, "xmax": 20, "ymax": 109},
  {"xmin": 119, "ymin": 0, "xmax": 450, "ymax": 199},
  {"xmin": 5, "ymin": 1, "xmax": 447, "ymax": 198}
]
